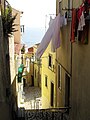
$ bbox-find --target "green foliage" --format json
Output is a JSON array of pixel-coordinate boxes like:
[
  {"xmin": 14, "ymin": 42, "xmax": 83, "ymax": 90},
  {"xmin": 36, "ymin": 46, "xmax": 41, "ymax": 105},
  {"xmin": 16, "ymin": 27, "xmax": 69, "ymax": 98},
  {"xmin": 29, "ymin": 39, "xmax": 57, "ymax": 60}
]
[
  {"xmin": 18, "ymin": 64, "xmax": 24, "ymax": 73},
  {"xmin": 21, "ymin": 45, "xmax": 25, "ymax": 54},
  {"xmin": 18, "ymin": 64, "xmax": 24, "ymax": 83},
  {"xmin": 1, "ymin": 6, "xmax": 18, "ymax": 37}
]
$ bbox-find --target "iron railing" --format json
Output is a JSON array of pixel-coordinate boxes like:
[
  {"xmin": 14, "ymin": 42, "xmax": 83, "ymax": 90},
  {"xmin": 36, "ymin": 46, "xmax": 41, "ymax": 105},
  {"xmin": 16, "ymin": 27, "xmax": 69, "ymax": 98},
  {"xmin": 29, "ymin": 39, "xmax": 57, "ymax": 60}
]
[{"xmin": 18, "ymin": 107, "xmax": 70, "ymax": 120}]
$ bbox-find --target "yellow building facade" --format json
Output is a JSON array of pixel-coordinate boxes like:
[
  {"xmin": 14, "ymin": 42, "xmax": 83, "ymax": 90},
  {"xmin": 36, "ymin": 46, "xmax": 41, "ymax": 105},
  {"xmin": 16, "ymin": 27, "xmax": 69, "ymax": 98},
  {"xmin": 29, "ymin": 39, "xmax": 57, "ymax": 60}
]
[
  {"xmin": 33, "ymin": 44, "xmax": 42, "ymax": 87},
  {"xmin": 11, "ymin": 8, "xmax": 24, "ymax": 109},
  {"xmin": 34, "ymin": 60, "xmax": 42, "ymax": 87},
  {"xmin": 23, "ymin": 43, "xmax": 41, "ymax": 87},
  {"xmin": 0, "ymin": 1, "xmax": 23, "ymax": 119},
  {"xmin": 56, "ymin": 0, "xmax": 72, "ymax": 108},
  {"xmin": 41, "ymin": 41, "xmax": 56, "ymax": 108},
  {"xmin": 23, "ymin": 52, "xmax": 31, "ymax": 86}
]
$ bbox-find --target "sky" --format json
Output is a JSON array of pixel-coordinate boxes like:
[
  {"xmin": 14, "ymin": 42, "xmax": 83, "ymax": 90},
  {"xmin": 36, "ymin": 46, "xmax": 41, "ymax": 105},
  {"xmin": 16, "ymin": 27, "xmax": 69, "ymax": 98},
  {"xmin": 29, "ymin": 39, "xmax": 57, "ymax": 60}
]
[{"xmin": 8, "ymin": 0, "xmax": 56, "ymax": 47}]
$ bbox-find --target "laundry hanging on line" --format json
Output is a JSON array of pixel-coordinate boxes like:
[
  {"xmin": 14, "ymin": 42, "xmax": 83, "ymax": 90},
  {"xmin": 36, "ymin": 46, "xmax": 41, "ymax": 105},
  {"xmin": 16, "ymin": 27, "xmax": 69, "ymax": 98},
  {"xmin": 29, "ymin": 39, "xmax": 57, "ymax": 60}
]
[
  {"xmin": 36, "ymin": 13, "xmax": 67, "ymax": 59},
  {"xmin": 70, "ymin": 0, "xmax": 89, "ymax": 44}
]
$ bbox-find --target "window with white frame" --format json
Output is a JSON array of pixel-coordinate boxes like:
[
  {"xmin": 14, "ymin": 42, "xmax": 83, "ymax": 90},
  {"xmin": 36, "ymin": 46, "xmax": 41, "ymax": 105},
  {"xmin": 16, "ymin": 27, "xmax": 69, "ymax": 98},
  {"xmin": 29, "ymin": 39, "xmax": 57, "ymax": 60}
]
[
  {"xmin": 58, "ymin": 64, "xmax": 61, "ymax": 89},
  {"xmin": 26, "ymin": 58, "xmax": 30, "ymax": 72}
]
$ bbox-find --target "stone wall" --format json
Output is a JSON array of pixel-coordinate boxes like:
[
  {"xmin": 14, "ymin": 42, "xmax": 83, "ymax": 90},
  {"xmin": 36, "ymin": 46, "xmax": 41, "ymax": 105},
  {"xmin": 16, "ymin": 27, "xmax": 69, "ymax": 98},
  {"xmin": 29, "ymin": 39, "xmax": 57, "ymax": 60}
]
[{"xmin": 0, "ymin": 7, "xmax": 12, "ymax": 120}]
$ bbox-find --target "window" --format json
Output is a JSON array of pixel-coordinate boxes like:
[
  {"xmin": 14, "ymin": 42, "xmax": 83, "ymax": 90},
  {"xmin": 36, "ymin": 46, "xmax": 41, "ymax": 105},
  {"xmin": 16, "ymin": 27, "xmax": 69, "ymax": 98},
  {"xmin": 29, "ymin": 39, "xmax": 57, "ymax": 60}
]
[
  {"xmin": 65, "ymin": 73, "xmax": 70, "ymax": 109},
  {"xmin": 21, "ymin": 25, "xmax": 24, "ymax": 33},
  {"xmin": 58, "ymin": 65, "xmax": 61, "ymax": 89},
  {"xmin": 68, "ymin": 0, "xmax": 72, "ymax": 18},
  {"xmin": 45, "ymin": 75, "xmax": 48, "ymax": 87},
  {"xmin": 48, "ymin": 54, "xmax": 52, "ymax": 68},
  {"xmin": 51, "ymin": 82, "xmax": 54, "ymax": 106},
  {"xmin": 59, "ymin": 0, "xmax": 72, "ymax": 18},
  {"xmin": 26, "ymin": 58, "xmax": 30, "ymax": 72},
  {"xmin": 21, "ymin": 27, "xmax": 23, "ymax": 32}
]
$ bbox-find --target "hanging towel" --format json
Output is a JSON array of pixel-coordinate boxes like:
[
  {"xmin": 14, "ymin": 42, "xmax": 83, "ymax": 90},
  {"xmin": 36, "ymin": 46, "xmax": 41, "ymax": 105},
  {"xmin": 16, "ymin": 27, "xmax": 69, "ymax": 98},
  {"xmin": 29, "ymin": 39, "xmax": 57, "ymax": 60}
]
[
  {"xmin": 51, "ymin": 14, "xmax": 61, "ymax": 52},
  {"xmin": 77, "ymin": 5, "xmax": 85, "ymax": 31},
  {"xmin": 36, "ymin": 13, "xmax": 61, "ymax": 59},
  {"xmin": 78, "ymin": 11, "xmax": 85, "ymax": 31},
  {"xmin": 35, "ymin": 24, "xmax": 54, "ymax": 59}
]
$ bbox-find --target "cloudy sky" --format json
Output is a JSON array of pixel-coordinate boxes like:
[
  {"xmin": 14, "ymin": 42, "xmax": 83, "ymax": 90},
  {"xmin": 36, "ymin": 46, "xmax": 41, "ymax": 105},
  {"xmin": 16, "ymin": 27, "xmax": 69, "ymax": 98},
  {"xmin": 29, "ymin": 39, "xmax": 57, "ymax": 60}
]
[{"xmin": 8, "ymin": 0, "xmax": 56, "ymax": 47}]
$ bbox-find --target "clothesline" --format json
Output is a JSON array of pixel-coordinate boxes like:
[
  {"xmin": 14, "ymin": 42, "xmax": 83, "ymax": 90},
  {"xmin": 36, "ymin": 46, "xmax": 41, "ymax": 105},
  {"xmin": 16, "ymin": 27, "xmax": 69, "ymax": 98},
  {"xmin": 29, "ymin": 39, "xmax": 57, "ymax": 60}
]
[
  {"xmin": 36, "ymin": 13, "xmax": 68, "ymax": 59},
  {"xmin": 62, "ymin": 0, "xmax": 90, "ymax": 11},
  {"xmin": 70, "ymin": 0, "xmax": 90, "ymax": 44}
]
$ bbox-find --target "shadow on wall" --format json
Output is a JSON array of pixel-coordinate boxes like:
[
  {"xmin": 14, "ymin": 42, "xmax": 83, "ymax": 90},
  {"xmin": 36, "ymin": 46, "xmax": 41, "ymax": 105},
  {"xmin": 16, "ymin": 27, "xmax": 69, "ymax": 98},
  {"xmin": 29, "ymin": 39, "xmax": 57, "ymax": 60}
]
[{"xmin": 10, "ymin": 76, "xmax": 18, "ymax": 120}]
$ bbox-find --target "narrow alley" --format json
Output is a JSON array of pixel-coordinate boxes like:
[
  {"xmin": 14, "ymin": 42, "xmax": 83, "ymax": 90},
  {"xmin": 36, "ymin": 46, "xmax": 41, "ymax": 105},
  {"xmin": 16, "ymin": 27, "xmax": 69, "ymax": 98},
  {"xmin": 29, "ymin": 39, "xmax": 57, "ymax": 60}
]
[
  {"xmin": 0, "ymin": 0, "xmax": 90, "ymax": 120},
  {"xmin": 24, "ymin": 86, "xmax": 42, "ymax": 110}
]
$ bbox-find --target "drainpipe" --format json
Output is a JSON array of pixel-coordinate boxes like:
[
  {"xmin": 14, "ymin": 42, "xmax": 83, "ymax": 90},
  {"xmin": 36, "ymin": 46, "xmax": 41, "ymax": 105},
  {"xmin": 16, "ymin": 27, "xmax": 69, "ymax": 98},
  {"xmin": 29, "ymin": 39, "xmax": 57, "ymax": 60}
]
[
  {"xmin": 70, "ymin": 0, "xmax": 73, "ymax": 114},
  {"xmin": 70, "ymin": 43, "xmax": 72, "ymax": 77},
  {"xmin": 70, "ymin": 41, "xmax": 72, "ymax": 110},
  {"xmin": 70, "ymin": 0, "xmax": 73, "ymax": 77},
  {"xmin": 55, "ymin": 49, "xmax": 57, "ymax": 107}
]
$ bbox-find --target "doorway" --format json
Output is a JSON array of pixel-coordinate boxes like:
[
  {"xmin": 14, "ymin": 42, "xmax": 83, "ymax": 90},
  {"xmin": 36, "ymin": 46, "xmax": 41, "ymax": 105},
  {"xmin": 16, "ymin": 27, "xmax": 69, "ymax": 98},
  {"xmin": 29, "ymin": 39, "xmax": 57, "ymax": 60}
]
[
  {"xmin": 51, "ymin": 82, "xmax": 54, "ymax": 107},
  {"xmin": 23, "ymin": 78, "xmax": 26, "ymax": 87},
  {"xmin": 31, "ymin": 75, "xmax": 34, "ymax": 86},
  {"xmin": 65, "ymin": 73, "xmax": 70, "ymax": 107}
]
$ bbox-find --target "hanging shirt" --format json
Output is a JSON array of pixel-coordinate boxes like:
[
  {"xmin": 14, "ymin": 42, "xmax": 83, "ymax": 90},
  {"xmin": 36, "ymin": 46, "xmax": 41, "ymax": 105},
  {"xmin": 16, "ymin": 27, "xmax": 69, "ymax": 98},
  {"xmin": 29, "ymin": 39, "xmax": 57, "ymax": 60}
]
[
  {"xmin": 51, "ymin": 14, "xmax": 61, "ymax": 52},
  {"xmin": 51, "ymin": 13, "xmax": 67, "ymax": 52},
  {"xmin": 78, "ymin": 11, "xmax": 85, "ymax": 30},
  {"xmin": 85, "ymin": 0, "xmax": 90, "ymax": 5},
  {"xmin": 77, "ymin": 5, "xmax": 85, "ymax": 20},
  {"xmin": 77, "ymin": 5, "xmax": 85, "ymax": 31}
]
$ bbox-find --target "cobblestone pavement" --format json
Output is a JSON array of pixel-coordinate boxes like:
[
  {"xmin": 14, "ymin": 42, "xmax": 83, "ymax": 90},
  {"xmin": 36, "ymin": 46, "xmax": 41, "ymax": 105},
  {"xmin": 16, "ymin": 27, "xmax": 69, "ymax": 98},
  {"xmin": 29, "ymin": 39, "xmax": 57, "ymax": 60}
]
[{"xmin": 24, "ymin": 86, "xmax": 42, "ymax": 110}]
